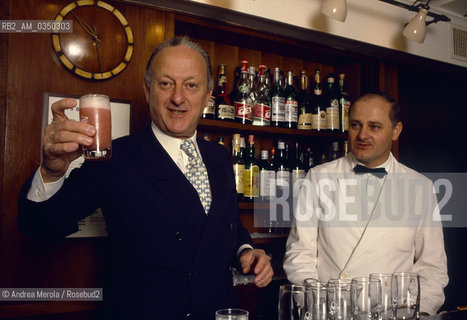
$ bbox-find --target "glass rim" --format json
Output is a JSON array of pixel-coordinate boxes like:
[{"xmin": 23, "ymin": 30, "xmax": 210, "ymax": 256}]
[
  {"xmin": 215, "ymin": 308, "xmax": 249, "ymax": 315},
  {"xmin": 79, "ymin": 93, "xmax": 110, "ymax": 100},
  {"xmin": 280, "ymin": 284, "xmax": 310, "ymax": 292},
  {"xmin": 392, "ymin": 272, "xmax": 420, "ymax": 278},
  {"xmin": 369, "ymin": 272, "xmax": 395, "ymax": 278}
]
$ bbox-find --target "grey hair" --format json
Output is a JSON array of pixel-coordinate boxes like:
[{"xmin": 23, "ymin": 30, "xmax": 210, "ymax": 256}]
[{"xmin": 144, "ymin": 37, "xmax": 214, "ymax": 91}]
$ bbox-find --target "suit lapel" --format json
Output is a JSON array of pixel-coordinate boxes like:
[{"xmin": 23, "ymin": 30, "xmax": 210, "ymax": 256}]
[{"xmin": 135, "ymin": 125, "xmax": 207, "ymax": 230}]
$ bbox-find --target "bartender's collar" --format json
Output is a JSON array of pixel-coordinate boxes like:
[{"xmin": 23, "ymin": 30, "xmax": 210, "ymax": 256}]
[{"xmin": 151, "ymin": 122, "xmax": 199, "ymax": 160}]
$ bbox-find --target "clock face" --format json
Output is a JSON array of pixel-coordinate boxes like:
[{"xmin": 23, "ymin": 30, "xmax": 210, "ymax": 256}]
[{"xmin": 52, "ymin": 1, "xmax": 134, "ymax": 80}]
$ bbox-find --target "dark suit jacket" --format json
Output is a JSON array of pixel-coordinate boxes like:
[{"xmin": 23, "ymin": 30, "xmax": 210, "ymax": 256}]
[{"xmin": 18, "ymin": 124, "xmax": 253, "ymax": 320}]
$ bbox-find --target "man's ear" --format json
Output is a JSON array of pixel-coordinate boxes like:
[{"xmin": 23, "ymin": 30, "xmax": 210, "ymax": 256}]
[{"xmin": 392, "ymin": 121, "xmax": 403, "ymax": 141}]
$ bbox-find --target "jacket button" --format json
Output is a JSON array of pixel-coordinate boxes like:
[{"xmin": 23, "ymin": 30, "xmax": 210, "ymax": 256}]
[
  {"xmin": 186, "ymin": 313, "xmax": 192, "ymax": 319},
  {"xmin": 175, "ymin": 232, "xmax": 183, "ymax": 241},
  {"xmin": 188, "ymin": 272, "xmax": 197, "ymax": 278}
]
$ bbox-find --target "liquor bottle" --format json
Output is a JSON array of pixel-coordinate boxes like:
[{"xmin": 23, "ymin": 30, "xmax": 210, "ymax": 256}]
[
  {"xmin": 297, "ymin": 70, "xmax": 312, "ymax": 130},
  {"xmin": 216, "ymin": 64, "xmax": 235, "ymax": 121},
  {"xmin": 260, "ymin": 149, "xmax": 276, "ymax": 200},
  {"xmin": 310, "ymin": 70, "xmax": 327, "ymax": 131},
  {"xmin": 234, "ymin": 60, "xmax": 253, "ymax": 124},
  {"xmin": 244, "ymin": 135, "xmax": 260, "ymax": 202},
  {"xmin": 284, "ymin": 70, "xmax": 298, "ymax": 129},
  {"xmin": 342, "ymin": 141, "xmax": 349, "ymax": 156},
  {"xmin": 252, "ymin": 64, "xmax": 271, "ymax": 126},
  {"xmin": 248, "ymin": 66, "xmax": 257, "ymax": 104},
  {"xmin": 291, "ymin": 141, "xmax": 306, "ymax": 200},
  {"xmin": 329, "ymin": 141, "xmax": 340, "ymax": 161},
  {"xmin": 202, "ymin": 95, "xmax": 216, "ymax": 119},
  {"xmin": 270, "ymin": 67, "xmax": 285, "ymax": 128},
  {"xmin": 228, "ymin": 66, "xmax": 241, "ymax": 105},
  {"xmin": 339, "ymin": 73, "xmax": 351, "ymax": 133},
  {"xmin": 325, "ymin": 74, "xmax": 341, "ymax": 131},
  {"xmin": 232, "ymin": 134, "xmax": 245, "ymax": 202},
  {"xmin": 217, "ymin": 136, "xmax": 225, "ymax": 146},
  {"xmin": 275, "ymin": 139, "xmax": 291, "ymax": 200},
  {"xmin": 304, "ymin": 147, "xmax": 314, "ymax": 173},
  {"xmin": 202, "ymin": 133, "xmax": 210, "ymax": 141}
]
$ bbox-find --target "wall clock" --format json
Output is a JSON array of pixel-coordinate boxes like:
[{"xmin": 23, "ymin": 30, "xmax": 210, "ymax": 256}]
[{"xmin": 52, "ymin": 0, "xmax": 134, "ymax": 80}]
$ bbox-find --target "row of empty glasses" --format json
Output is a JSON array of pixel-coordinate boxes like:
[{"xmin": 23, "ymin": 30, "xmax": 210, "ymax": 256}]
[{"xmin": 279, "ymin": 272, "xmax": 420, "ymax": 320}]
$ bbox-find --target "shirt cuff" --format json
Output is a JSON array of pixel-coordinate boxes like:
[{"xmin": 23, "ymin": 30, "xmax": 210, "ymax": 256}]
[
  {"xmin": 237, "ymin": 244, "xmax": 254, "ymax": 258},
  {"xmin": 26, "ymin": 167, "xmax": 65, "ymax": 202}
]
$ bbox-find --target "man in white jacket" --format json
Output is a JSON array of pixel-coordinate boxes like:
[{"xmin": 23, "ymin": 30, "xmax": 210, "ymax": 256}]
[{"xmin": 283, "ymin": 92, "xmax": 448, "ymax": 315}]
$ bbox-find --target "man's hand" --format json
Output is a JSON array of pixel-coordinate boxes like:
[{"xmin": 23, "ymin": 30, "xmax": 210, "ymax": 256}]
[
  {"xmin": 239, "ymin": 248, "xmax": 273, "ymax": 288},
  {"xmin": 41, "ymin": 98, "xmax": 95, "ymax": 182}
]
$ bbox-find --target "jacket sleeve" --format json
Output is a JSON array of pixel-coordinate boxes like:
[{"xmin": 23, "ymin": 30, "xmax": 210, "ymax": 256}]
[{"xmin": 17, "ymin": 162, "xmax": 107, "ymax": 239}]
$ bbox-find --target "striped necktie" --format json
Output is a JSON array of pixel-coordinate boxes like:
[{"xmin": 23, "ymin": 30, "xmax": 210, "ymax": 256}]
[{"xmin": 180, "ymin": 139, "xmax": 212, "ymax": 213}]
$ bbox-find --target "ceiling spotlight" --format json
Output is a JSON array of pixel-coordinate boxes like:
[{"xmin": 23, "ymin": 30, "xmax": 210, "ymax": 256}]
[
  {"xmin": 403, "ymin": 7, "xmax": 428, "ymax": 43},
  {"xmin": 379, "ymin": 0, "xmax": 451, "ymax": 43},
  {"xmin": 321, "ymin": 0, "xmax": 347, "ymax": 22}
]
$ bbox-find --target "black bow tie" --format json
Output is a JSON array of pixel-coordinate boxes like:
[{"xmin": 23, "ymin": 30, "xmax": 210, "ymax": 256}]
[{"xmin": 354, "ymin": 164, "xmax": 387, "ymax": 178}]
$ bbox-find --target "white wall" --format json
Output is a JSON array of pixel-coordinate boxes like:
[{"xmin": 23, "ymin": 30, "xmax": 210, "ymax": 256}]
[{"xmin": 187, "ymin": 0, "xmax": 467, "ymax": 68}]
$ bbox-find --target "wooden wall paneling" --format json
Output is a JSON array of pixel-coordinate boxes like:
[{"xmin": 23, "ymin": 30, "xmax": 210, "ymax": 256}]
[
  {"xmin": 1, "ymin": 0, "xmax": 173, "ymax": 317},
  {"xmin": 0, "ymin": 0, "xmax": 10, "ymax": 235}
]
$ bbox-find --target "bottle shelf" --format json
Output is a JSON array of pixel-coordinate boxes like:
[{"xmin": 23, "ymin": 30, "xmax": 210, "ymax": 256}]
[{"xmin": 198, "ymin": 118, "xmax": 348, "ymax": 140}]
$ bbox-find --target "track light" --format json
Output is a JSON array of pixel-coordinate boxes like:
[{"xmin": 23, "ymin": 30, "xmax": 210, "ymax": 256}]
[
  {"xmin": 403, "ymin": 6, "xmax": 428, "ymax": 43},
  {"xmin": 321, "ymin": 0, "xmax": 347, "ymax": 22}
]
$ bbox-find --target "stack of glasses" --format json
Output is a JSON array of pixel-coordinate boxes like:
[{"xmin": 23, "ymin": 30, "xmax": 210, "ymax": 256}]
[{"xmin": 279, "ymin": 272, "xmax": 420, "ymax": 320}]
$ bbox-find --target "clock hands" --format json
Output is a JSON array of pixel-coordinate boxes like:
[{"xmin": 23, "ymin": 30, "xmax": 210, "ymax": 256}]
[
  {"xmin": 93, "ymin": 25, "xmax": 103, "ymax": 73},
  {"xmin": 71, "ymin": 12, "xmax": 101, "ymax": 43}
]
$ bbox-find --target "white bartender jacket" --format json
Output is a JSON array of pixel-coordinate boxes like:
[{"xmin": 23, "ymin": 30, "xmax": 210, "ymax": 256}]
[{"xmin": 283, "ymin": 153, "xmax": 448, "ymax": 315}]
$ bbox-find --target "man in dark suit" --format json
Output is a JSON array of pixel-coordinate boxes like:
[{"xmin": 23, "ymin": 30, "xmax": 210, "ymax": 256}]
[{"xmin": 17, "ymin": 37, "xmax": 273, "ymax": 319}]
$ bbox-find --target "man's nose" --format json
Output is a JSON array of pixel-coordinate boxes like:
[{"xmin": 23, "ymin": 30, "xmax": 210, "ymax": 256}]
[
  {"xmin": 170, "ymin": 85, "xmax": 185, "ymax": 105},
  {"xmin": 358, "ymin": 126, "xmax": 370, "ymax": 140}
]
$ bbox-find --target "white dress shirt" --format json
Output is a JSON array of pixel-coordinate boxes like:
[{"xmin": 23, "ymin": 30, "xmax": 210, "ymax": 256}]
[{"xmin": 283, "ymin": 152, "xmax": 448, "ymax": 315}]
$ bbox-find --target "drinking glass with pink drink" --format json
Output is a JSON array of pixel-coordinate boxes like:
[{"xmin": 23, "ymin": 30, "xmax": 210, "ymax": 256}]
[{"xmin": 79, "ymin": 94, "xmax": 112, "ymax": 160}]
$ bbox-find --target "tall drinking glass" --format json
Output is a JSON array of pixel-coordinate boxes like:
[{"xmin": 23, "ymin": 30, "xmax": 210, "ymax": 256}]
[
  {"xmin": 311, "ymin": 282, "xmax": 327, "ymax": 320},
  {"xmin": 79, "ymin": 94, "xmax": 112, "ymax": 160},
  {"xmin": 278, "ymin": 284, "xmax": 312, "ymax": 320},
  {"xmin": 350, "ymin": 277, "xmax": 382, "ymax": 320},
  {"xmin": 370, "ymin": 273, "xmax": 396, "ymax": 320},
  {"xmin": 327, "ymin": 279, "xmax": 352, "ymax": 320},
  {"xmin": 392, "ymin": 272, "xmax": 420, "ymax": 320}
]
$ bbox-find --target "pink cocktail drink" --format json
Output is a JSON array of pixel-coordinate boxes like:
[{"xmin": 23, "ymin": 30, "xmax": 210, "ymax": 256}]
[{"xmin": 79, "ymin": 94, "xmax": 112, "ymax": 160}]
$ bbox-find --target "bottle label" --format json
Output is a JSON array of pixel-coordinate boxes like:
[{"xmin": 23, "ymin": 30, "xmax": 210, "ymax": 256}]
[
  {"xmin": 326, "ymin": 99, "xmax": 340, "ymax": 129},
  {"xmin": 271, "ymin": 96, "xmax": 285, "ymax": 122},
  {"xmin": 218, "ymin": 104, "xmax": 235, "ymax": 120},
  {"xmin": 297, "ymin": 113, "xmax": 313, "ymax": 130},
  {"xmin": 253, "ymin": 103, "xmax": 271, "ymax": 125},
  {"xmin": 312, "ymin": 110, "xmax": 327, "ymax": 130},
  {"xmin": 260, "ymin": 170, "xmax": 276, "ymax": 198},
  {"xmin": 234, "ymin": 101, "xmax": 252, "ymax": 122},
  {"xmin": 342, "ymin": 99, "xmax": 350, "ymax": 131},
  {"xmin": 203, "ymin": 96, "xmax": 216, "ymax": 115},
  {"xmin": 285, "ymin": 100, "xmax": 298, "ymax": 123},
  {"xmin": 233, "ymin": 163, "xmax": 245, "ymax": 194},
  {"xmin": 244, "ymin": 165, "xmax": 260, "ymax": 197}
]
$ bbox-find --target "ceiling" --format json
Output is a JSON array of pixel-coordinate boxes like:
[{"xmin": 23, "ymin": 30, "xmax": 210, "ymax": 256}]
[{"xmin": 429, "ymin": 0, "xmax": 467, "ymax": 18}]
